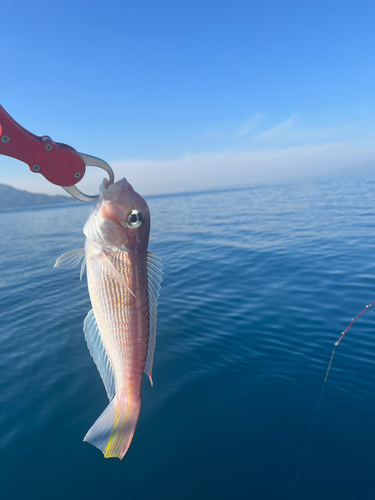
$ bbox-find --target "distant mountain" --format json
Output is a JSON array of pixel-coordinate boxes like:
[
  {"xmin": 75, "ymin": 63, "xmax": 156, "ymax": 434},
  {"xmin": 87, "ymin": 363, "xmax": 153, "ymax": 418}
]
[{"xmin": 0, "ymin": 183, "xmax": 74, "ymax": 209}]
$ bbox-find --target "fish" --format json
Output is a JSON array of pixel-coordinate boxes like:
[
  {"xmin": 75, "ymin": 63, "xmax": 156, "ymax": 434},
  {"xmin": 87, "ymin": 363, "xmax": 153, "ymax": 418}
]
[{"xmin": 54, "ymin": 178, "xmax": 163, "ymax": 459}]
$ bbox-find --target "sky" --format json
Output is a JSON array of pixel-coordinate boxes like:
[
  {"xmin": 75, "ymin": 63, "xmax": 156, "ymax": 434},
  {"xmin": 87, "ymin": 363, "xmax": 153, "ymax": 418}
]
[{"xmin": 0, "ymin": 0, "xmax": 374, "ymax": 196}]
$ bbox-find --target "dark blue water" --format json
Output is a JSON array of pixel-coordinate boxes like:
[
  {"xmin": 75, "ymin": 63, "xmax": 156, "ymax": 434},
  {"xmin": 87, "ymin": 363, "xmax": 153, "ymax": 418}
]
[{"xmin": 1, "ymin": 175, "xmax": 375, "ymax": 499}]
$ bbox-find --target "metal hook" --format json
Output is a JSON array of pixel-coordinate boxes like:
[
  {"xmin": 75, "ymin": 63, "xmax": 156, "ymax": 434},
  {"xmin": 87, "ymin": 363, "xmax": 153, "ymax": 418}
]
[{"xmin": 62, "ymin": 153, "xmax": 115, "ymax": 202}]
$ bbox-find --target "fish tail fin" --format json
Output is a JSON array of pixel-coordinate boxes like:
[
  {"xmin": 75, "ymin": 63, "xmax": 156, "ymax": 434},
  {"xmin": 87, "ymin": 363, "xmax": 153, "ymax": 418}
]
[{"xmin": 84, "ymin": 397, "xmax": 140, "ymax": 459}]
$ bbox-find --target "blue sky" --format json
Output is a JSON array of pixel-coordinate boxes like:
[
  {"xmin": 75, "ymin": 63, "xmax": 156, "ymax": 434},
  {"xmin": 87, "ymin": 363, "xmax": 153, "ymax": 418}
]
[{"xmin": 1, "ymin": 0, "xmax": 374, "ymax": 195}]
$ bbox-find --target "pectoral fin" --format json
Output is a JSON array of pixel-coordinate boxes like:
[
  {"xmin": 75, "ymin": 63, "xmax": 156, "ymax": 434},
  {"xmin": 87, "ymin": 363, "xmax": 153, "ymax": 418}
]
[
  {"xmin": 98, "ymin": 251, "xmax": 136, "ymax": 298},
  {"xmin": 54, "ymin": 248, "xmax": 86, "ymax": 280}
]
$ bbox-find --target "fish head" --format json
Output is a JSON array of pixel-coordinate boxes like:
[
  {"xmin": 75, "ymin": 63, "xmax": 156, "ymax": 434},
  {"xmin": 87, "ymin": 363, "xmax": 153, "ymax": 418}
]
[{"xmin": 84, "ymin": 178, "xmax": 150, "ymax": 252}]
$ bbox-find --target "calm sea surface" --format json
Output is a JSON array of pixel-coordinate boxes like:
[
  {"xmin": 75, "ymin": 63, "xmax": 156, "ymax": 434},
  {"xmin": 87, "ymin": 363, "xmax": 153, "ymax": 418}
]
[{"xmin": 1, "ymin": 175, "xmax": 375, "ymax": 499}]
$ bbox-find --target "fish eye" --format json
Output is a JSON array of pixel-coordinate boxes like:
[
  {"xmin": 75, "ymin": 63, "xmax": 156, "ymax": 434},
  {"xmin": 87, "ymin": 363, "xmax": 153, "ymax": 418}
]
[{"xmin": 127, "ymin": 210, "xmax": 144, "ymax": 228}]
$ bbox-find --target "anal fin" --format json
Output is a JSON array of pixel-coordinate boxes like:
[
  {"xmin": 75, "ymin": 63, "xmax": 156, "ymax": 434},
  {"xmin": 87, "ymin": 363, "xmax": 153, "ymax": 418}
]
[{"xmin": 83, "ymin": 309, "xmax": 115, "ymax": 400}]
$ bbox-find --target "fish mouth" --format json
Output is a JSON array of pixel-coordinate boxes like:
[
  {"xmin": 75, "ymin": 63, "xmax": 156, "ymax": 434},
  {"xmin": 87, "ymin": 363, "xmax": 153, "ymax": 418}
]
[{"xmin": 99, "ymin": 177, "xmax": 129, "ymax": 201}]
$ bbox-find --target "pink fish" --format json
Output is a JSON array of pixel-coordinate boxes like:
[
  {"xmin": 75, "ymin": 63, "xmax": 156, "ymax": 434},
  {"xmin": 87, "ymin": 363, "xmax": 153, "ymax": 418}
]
[{"xmin": 55, "ymin": 178, "xmax": 162, "ymax": 458}]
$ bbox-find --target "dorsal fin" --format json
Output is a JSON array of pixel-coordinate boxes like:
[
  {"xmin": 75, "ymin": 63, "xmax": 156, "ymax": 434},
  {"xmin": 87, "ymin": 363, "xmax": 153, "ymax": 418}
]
[
  {"xmin": 83, "ymin": 309, "xmax": 115, "ymax": 400},
  {"xmin": 144, "ymin": 253, "xmax": 163, "ymax": 385}
]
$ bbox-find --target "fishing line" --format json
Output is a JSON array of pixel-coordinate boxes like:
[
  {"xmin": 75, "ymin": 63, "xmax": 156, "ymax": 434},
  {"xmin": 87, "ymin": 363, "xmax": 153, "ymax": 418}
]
[{"xmin": 288, "ymin": 300, "xmax": 375, "ymax": 500}]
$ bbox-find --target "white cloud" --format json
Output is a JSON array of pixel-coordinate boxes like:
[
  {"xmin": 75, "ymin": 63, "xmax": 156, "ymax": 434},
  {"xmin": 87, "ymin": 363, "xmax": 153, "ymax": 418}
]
[
  {"xmin": 109, "ymin": 141, "xmax": 375, "ymax": 196},
  {"xmin": 252, "ymin": 114, "xmax": 298, "ymax": 140},
  {"xmin": 234, "ymin": 113, "xmax": 264, "ymax": 138},
  {"xmin": 248, "ymin": 114, "xmax": 372, "ymax": 147}
]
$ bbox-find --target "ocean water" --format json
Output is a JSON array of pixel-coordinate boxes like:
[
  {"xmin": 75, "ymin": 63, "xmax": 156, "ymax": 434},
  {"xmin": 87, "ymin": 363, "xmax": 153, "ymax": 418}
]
[{"xmin": 1, "ymin": 174, "xmax": 375, "ymax": 499}]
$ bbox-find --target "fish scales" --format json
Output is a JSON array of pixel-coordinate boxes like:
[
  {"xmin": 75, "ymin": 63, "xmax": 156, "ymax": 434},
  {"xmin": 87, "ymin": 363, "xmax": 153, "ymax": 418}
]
[{"xmin": 86, "ymin": 248, "xmax": 149, "ymax": 400}]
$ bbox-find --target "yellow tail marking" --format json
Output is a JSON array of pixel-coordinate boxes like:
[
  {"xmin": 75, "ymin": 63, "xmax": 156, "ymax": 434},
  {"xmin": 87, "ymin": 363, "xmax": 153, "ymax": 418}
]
[
  {"xmin": 104, "ymin": 406, "xmax": 121, "ymax": 458},
  {"xmin": 104, "ymin": 406, "xmax": 130, "ymax": 458}
]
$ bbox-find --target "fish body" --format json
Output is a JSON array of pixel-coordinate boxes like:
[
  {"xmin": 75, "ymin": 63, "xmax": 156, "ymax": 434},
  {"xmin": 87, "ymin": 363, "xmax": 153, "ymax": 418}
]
[{"xmin": 55, "ymin": 178, "xmax": 162, "ymax": 459}]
